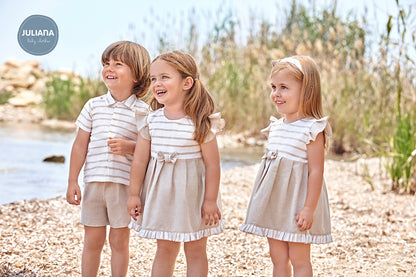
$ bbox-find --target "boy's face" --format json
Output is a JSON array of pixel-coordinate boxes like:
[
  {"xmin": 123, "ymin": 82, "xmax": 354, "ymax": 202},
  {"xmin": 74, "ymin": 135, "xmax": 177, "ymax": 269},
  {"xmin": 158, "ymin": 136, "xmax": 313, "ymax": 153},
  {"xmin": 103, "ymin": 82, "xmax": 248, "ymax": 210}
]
[{"xmin": 102, "ymin": 59, "xmax": 137, "ymax": 96}]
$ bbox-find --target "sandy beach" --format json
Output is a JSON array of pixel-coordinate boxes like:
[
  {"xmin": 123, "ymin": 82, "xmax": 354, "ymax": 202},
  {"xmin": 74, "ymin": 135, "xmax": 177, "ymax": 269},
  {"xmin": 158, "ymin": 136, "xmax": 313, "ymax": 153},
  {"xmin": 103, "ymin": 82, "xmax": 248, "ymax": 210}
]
[{"xmin": 1, "ymin": 157, "xmax": 415, "ymax": 276}]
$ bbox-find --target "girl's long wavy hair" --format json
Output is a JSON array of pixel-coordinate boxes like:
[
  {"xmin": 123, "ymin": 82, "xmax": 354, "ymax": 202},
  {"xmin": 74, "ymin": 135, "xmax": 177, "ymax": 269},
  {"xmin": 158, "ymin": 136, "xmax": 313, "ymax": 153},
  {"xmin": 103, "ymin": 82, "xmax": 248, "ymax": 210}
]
[
  {"xmin": 101, "ymin": 41, "xmax": 151, "ymax": 98},
  {"xmin": 149, "ymin": 51, "xmax": 215, "ymax": 144}
]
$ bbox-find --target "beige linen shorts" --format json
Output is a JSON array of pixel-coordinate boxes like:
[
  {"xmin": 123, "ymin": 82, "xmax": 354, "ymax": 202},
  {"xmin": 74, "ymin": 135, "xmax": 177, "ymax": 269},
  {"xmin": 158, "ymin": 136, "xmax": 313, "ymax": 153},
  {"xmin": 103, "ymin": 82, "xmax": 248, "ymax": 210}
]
[{"xmin": 81, "ymin": 182, "xmax": 130, "ymax": 228}]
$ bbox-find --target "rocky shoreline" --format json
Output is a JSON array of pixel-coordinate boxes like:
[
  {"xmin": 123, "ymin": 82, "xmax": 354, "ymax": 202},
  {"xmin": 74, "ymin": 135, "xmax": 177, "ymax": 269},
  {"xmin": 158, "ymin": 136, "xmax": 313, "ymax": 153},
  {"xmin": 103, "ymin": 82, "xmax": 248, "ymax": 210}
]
[{"xmin": 1, "ymin": 158, "xmax": 415, "ymax": 276}]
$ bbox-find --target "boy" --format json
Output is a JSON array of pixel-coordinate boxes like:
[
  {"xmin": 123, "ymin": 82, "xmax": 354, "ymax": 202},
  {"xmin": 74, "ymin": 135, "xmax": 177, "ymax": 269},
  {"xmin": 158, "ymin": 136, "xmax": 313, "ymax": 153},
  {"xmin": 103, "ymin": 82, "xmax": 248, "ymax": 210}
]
[{"xmin": 66, "ymin": 41, "xmax": 150, "ymax": 276}]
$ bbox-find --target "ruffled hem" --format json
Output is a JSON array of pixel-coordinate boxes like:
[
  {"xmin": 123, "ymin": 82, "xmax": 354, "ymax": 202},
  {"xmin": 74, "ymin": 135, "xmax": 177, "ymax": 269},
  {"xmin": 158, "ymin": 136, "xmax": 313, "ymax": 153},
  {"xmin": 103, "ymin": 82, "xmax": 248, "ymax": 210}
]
[
  {"xmin": 240, "ymin": 224, "xmax": 332, "ymax": 244},
  {"xmin": 129, "ymin": 220, "xmax": 225, "ymax": 242}
]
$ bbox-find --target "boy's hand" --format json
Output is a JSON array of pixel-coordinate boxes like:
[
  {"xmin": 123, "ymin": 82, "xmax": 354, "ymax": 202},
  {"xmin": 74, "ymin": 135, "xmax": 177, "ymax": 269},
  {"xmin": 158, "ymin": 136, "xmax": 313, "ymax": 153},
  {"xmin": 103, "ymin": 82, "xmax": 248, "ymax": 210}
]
[
  {"xmin": 296, "ymin": 207, "xmax": 314, "ymax": 231},
  {"xmin": 127, "ymin": 196, "xmax": 141, "ymax": 221},
  {"xmin": 201, "ymin": 200, "xmax": 221, "ymax": 226},
  {"xmin": 66, "ymin": 182, "xmax": 81, "ymax": 205},
  {"xmin": 108, "ymin": 137, "xmax": 134, "ymax": 155}
]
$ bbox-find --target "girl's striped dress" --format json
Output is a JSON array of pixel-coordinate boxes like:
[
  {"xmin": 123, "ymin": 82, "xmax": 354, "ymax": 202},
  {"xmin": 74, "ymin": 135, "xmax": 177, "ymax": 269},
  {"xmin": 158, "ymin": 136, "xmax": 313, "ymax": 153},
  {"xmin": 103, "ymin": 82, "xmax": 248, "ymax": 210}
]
[
  {"xmin": 240, "ymin": 116, "xmax": 332, "ymax": 244},
  {"xmin": 129, "ymin": 108, "xmax": 224, "ymax": 242}
]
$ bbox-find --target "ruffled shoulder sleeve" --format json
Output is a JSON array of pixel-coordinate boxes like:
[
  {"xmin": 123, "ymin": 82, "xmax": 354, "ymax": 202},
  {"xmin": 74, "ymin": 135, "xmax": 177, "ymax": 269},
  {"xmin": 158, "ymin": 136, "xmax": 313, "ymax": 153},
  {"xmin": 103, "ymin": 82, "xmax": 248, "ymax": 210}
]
[
  {"xmin": 260, "ymin": 116, "xmax": 279, "ymax": 138},
  {"xmin": 204, "ymin": 113, "xmax": 225, "ymax": 143},
  {"xmin": 308, "ymin": 116, "xmax": 332, "ymax": 148},
  {"xmin": 135, "ymin": 108, "xmax": 151, "ymax": 140}
]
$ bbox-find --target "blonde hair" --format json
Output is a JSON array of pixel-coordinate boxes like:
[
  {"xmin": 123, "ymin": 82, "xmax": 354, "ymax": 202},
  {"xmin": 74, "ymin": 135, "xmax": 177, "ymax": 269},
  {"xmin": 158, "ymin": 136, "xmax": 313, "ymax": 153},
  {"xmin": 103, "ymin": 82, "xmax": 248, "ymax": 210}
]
[
  {"xmin": 149, "ymin": 51, "xmax": 215, "ymax": 144},
  {"xmin": 271, "ymin": 55, "xmax": 323, "ymax": 119},
  {"xmin": 101, "ymin": 41, "xmax": 151, "ymax": 98},
  {"xmin": 271, "ymin": 55, "xmax": 331, "ymax": 149}
]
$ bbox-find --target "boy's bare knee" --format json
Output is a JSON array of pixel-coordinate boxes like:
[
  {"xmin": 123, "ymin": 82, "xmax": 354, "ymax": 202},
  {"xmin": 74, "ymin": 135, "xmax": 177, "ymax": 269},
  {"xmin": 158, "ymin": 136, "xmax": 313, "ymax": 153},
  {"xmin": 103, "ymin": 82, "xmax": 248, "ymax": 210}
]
[
  {"xmin": 84, "ymin": 226, "xmax": 106, "ymax": 251},
  {"xmin": 109, "ymin": 227, "xmax": 129, "ymax": 251}
]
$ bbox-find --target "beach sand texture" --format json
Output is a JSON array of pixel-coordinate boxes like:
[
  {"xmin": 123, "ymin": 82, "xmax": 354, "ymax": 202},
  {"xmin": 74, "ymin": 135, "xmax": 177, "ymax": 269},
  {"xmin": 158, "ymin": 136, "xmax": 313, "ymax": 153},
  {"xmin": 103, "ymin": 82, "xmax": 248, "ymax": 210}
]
[{"xmin": 1, "ymin": 158, "xmax": 415, "ymax": 276}]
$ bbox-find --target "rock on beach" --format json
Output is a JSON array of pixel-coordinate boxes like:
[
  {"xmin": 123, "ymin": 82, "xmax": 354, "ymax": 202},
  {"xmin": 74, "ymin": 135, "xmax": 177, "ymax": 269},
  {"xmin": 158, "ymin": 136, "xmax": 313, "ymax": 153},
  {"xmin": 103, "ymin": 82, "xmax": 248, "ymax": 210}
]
[{"xmin": 0, "ymin": 158, "xmax": 415, "ymax": 276}]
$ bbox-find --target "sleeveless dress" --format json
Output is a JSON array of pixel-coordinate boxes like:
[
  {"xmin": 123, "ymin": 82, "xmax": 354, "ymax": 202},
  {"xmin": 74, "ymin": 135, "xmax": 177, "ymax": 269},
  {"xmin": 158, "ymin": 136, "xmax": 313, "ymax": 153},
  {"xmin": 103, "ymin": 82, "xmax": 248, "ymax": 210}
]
[
  {"xmin": 129, "ymin": 108, "xmax": 224, "ymax": 242},
  {"xmin": 240, "ymin": 116, "xmax": 332, "ymax": 244}
]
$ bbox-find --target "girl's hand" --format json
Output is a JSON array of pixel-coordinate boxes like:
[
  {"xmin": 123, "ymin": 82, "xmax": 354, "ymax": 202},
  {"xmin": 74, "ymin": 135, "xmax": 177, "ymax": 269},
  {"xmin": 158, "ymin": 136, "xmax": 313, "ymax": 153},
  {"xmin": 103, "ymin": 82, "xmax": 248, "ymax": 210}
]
[
  {"xmin": 66, "ymin": 182, "xmax": 81, "ymax": 205},
  {"xmin": 296, "ymin": 207, "xmax": 314, "ymax": 231},
  {"xmin": 201, "ymin": 200, "xmax": 221, "ymax": 226},
  {"xmin": 108, "ymin": 137, "xmax": 135, "ymax": 155},
  {"xmin": 127, "ymin": 196, "xmax": 141, "ymax": 221}
]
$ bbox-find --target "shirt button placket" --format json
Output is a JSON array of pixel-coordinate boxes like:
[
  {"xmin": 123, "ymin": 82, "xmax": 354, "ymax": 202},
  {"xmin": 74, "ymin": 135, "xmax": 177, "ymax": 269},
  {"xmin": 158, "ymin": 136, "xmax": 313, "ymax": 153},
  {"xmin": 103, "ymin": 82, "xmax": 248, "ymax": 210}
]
[{"xmin": 108, "ymin": 104, "xmax": 119, "ymax": 176}]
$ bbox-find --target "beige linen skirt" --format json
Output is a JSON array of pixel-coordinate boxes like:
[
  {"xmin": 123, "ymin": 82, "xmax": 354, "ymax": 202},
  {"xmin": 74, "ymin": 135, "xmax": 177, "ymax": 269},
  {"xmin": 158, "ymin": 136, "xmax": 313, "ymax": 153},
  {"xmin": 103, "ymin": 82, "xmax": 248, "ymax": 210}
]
[
  {"xmin": 130, "ymin": 153, "xmax": 224, "ymax": 242},
  {"xmin": 240, "ymin": 151, "xmax": 332, "ymax": 244}
]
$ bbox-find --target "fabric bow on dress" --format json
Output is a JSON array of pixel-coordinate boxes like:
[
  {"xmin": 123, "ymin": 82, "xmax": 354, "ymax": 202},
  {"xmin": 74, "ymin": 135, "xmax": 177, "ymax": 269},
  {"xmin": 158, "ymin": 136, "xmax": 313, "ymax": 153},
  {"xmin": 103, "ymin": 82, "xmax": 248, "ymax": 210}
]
[
  {"xmin": 156, "ymin": 152, "xmax": 178, "ymax": 164},
  {"xmin": 262, "ymin": 151, "xmax": 278, "ymax": 160}
]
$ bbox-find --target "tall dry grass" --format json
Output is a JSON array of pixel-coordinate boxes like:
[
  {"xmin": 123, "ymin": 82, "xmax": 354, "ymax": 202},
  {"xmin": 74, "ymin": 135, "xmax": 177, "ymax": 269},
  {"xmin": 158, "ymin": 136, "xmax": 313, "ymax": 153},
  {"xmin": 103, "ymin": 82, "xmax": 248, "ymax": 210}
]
[
  {"xmin": 146, "ymin": 0, "xmax": 416, "ymax": 192},
  {"xmin": 42, "ymin": 0, "xmax": 416, "ymax": 192}
]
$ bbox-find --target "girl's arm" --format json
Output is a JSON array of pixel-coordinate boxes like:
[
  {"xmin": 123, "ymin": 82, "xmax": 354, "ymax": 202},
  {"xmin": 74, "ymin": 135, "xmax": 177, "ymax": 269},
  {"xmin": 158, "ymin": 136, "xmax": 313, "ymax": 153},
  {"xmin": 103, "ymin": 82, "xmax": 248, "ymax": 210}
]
[
  {"xmin": 66, "ymin": 128, "xmax": 90, "ymax": 205},
  {"xmin": 127, "ymin": 134, "xmax": 150, "ymax": 220},
  {"xmin": 200, "ymin": 136, "xmax": 221, "ymax": 226},
  {"xmin": 296, "ymin": 131, "xmax": 325, "ymax": 231}
]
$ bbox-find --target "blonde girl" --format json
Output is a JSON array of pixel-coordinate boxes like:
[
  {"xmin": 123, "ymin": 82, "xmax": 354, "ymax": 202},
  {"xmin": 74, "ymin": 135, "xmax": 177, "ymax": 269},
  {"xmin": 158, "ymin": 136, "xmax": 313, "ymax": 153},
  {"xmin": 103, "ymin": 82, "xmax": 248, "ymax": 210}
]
[
  {"xmin": 240, "ymin": 56, "xmax": 332, "ymax": 277},
  {"xmin": 127, "ymin": 51, "xmax": 223, "ymax": 276}
]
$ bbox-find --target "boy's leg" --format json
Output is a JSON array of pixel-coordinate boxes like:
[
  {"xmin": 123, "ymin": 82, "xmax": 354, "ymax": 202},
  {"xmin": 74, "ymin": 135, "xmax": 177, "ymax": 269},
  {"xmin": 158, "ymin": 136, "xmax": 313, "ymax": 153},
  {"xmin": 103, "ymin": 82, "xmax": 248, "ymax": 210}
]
[
  {"xmin": 151, "ymin": 239, "xmax": 181, "ymax": 277},
  {"xmin": 82, "ymin": 226, "xmax": 106, "ymax": 277},
  {"xmin": 183, "ymin": 237, "xmax": 208, "ymax": 277},
  {"xmin": 288, "ymin": 242, "xmax": 312, "ymax": 277},
  {"xmin": 106, "ymin": 182, "xmax": 131, "ymax": 276},
  {"xmin": 109, "ymin": 227, "xmax": 130, "ymax": 277},
  {"xmin": 267, "ymin": 238, "xmax": 291, "ymax": 277}
]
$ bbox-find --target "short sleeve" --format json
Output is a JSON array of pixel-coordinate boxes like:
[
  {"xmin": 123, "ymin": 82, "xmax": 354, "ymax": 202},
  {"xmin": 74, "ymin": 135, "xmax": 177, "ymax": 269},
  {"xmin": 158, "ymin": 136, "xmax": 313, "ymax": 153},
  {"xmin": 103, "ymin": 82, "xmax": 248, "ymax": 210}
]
[
  {"xmin": 308, "ymin": 116, "xmax": 331, "ymax": 144},
  {"xmin": 260, "ymin": 116, "xmax": 278, "ymax": 138},
  {"xmin": 204, "ymin": 113, "xmax": 225, "ymax": 143},
  {"xmin": 75, "ymin": 99, "xmax": 93, "ymax": 132},
  {"xmin": 135, "ymin": 109, "xmax": 150, "ymax": 140}
]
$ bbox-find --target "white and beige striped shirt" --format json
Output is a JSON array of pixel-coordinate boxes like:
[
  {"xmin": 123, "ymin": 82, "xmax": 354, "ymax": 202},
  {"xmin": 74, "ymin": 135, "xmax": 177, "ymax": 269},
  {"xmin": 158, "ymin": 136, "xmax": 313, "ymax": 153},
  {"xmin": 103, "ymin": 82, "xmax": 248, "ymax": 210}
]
[
  {"xmin": 76, "ymin": 91, "xmax": 149, "ymax": 185},
  {"xmin": 140, "ymin": 108, "xmax": 221, "ymax": 160},
  {"xmin": 262, "ymin": 116, "xmax": 329, "ymax": 163}
]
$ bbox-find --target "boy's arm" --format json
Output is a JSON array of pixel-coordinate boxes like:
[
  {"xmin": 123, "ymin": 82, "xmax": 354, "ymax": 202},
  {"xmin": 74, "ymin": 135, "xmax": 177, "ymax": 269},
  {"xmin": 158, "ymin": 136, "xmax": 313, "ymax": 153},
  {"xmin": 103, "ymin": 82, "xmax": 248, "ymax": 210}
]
[
  {"xmin": 127, "ymin": 135, "xmax": 150, "ymax": 220},
  {"xmin": 108, "ymin": 137, "xmax": 136, "ymax": 155},
  {"xmin": 200, "ymin": 137, "xmax": 221, "ymax": 226},
  {"xmin": 67, "ymin": 128, "xmax": 90, "ymax": 205}
]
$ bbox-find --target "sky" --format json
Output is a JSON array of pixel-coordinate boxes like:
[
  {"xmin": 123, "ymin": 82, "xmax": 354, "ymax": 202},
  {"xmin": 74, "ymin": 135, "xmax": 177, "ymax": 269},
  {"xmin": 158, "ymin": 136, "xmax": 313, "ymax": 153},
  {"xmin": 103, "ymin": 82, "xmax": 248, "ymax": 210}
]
[{"xmin": 1, "ymin": 0, "xmax": 413, "ymax": 77}]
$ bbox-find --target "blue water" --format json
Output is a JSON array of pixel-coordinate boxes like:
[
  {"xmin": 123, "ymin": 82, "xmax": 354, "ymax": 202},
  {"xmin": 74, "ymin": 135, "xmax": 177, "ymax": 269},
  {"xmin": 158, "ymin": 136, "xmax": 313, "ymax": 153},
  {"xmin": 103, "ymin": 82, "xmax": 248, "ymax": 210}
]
[{"xmin": 0, "ymin": 122, "xmax": 262, "ymax": 204}]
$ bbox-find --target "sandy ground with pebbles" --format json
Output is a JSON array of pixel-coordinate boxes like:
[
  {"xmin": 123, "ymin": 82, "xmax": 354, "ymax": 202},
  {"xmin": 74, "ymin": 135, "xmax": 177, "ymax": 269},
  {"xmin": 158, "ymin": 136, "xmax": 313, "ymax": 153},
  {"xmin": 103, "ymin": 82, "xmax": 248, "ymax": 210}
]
[{"xmin": 1, "ymin": 157, "xmax": 415, "ymax": 276}]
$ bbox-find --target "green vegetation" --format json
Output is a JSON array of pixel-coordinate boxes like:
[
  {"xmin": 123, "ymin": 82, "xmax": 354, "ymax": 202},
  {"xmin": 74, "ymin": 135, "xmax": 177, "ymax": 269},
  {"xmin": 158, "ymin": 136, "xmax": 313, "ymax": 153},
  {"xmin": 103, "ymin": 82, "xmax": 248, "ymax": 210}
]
[
  {"xmin": 0, "ymin": 92, "xmax": 12, "ymax": 105},
  {"xmin": 40, "ymin": 0, "xmax": 415, "ymax": 193},
  {"xmin": 381, "ymin": 1, "xmax": 416, "ymax": 193},
  {"xmin": 42, "ymin": 72, "xmax": 106, "ymax": 120}
]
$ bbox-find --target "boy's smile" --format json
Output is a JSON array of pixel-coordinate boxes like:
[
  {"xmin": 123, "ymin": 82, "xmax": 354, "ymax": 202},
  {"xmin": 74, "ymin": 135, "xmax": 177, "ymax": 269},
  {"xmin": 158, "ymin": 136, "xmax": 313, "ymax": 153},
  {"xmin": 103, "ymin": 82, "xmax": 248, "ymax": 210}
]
[{"xmin": 102, "ymin": 59, "xmax": 137, "ymax": 100}]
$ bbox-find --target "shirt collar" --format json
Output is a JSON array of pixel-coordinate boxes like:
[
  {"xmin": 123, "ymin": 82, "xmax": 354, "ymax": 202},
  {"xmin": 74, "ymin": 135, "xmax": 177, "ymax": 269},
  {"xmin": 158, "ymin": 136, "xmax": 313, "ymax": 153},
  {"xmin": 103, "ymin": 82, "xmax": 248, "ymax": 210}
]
[{"xmin": 104, "ymin": 91, "xmax": 137, "ymax": 109}]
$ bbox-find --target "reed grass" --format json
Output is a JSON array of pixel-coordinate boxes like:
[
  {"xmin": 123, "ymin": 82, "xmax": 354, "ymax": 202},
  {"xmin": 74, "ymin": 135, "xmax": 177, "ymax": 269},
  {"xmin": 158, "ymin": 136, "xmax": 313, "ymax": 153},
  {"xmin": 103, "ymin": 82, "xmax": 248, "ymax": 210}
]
[{"xmin": 39, "ymin": 0, "xmax": 416, "ymax": 193}]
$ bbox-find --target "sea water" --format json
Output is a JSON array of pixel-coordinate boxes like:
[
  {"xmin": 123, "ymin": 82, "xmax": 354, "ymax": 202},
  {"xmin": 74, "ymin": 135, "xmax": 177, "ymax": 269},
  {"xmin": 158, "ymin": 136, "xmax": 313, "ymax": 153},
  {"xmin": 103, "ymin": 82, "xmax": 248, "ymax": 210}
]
[{"xmin": 0, "ymin": 122, "xmax": 263, "ymax": 204}]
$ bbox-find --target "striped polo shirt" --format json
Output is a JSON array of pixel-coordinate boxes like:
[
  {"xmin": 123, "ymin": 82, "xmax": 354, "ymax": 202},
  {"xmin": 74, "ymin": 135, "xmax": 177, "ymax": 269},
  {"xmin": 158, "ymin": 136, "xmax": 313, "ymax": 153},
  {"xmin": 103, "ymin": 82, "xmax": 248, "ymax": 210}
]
[
  {"xmin": 263, "ymin": 116, "xmax": 329, "ymax": 163},
  {"xmin": 76, "ymin": 91, "xmax": 149, "ymax": 185}
]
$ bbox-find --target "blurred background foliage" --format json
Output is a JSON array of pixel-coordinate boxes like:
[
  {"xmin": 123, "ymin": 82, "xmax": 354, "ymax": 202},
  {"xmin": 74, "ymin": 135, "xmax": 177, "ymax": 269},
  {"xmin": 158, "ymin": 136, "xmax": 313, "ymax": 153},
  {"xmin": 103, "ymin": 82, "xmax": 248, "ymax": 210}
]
[{"xmin": 43, "ymin": 0, "xmax": 415, "ymax": 192}]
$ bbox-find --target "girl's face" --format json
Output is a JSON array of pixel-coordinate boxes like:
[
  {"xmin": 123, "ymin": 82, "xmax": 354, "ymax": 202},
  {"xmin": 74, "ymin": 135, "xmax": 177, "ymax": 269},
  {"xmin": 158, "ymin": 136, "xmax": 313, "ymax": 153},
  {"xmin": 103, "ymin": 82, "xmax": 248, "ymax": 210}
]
[
  {"xmin": 150, "ymin": 59, "xmax": 187, "ymax": 109},
  {"xmin": 270, "ymin": 69, "xmax": 302, "ymax": 123},
  {"xmin": 102, "ymin": 58, "xmax": 137, "ymax": 97}
]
